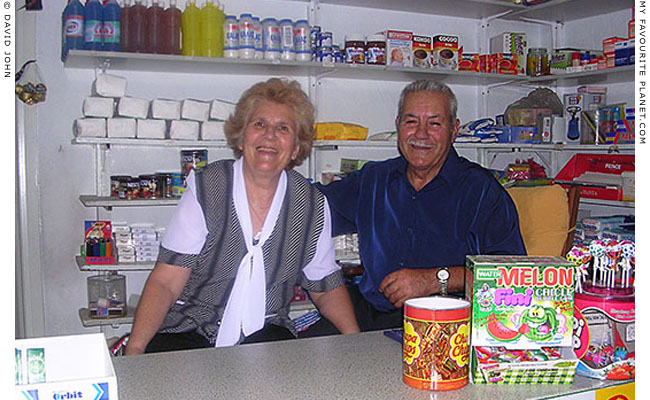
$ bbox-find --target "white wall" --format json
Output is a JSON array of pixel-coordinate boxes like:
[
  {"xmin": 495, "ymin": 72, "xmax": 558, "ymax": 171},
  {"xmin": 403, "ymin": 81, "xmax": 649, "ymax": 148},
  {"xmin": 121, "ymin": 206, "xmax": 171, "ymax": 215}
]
[{"xmin": 19, "ymin": 1, "xmax": 634, "ymax": 339}]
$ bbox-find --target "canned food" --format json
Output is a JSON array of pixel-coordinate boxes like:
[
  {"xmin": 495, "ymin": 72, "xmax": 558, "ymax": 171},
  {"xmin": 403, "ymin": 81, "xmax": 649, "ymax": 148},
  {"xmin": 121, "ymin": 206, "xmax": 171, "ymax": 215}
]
[
  {"xmin": 318, "ymin": 31, "xmax": 333, "ymax": 48},
  {"xmin": 110, "ymin": 175, "xmax": 131, "ymax": 198},
  {"xmin": 317, "ymin": 46, "xmax": 333, "ymax": 63},
  {"xmin": 138, "ymin": 174, "xmax": 161, "ymax": 199},
  {"xmin": 171, "ymin": 172, "xmax": 184, "ymax": 198},
  {"xmin": 125, "ymin": 177, "xmax": 140, "ymax": 200},
  {"xmin": 181, "ymin": 149, "xmax": 208, "ymax": 178},
  {"xmin": 156, "ymin": 172, "xmax": 174, "ymax": 198}
]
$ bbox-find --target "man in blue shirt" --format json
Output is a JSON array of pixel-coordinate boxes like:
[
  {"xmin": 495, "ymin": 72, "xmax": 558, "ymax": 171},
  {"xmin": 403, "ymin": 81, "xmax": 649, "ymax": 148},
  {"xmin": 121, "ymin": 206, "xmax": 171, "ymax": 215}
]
[{"xmin": 304, "ymin": 80, "xmax": 526, "ymax": 334}]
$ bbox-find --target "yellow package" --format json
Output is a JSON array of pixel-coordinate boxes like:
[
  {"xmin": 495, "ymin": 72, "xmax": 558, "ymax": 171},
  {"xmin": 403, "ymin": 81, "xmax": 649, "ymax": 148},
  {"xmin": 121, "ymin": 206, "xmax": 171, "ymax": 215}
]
[{"xmin": 314, "ymin": 122, "xmax": 369, "ymax": 140}]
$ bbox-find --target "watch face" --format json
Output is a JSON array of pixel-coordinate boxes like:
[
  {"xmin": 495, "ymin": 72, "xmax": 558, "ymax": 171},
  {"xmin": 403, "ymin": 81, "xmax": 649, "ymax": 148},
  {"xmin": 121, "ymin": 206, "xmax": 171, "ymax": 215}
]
[{"xmin": 437, "ymin": 268, "xmax": 450, "ymax": 280}]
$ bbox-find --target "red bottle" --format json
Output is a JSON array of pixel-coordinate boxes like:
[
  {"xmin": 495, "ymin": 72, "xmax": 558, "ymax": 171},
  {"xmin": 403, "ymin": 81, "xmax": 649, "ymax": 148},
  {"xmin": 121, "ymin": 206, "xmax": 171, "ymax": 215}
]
[
  {"xmin": 129, "ymin": 0, "xmax": 146, "ymax": 53},
  {"xmin": 145, "ymin": 0, "xmax": 164, "ymax": 53},
  {"xmin": 162, "ymin": 0, "xmax": 182, "ymax": 54},
  {"xmin": 120, "ymin": 0, "xmax": 132, "ymax": 52}
]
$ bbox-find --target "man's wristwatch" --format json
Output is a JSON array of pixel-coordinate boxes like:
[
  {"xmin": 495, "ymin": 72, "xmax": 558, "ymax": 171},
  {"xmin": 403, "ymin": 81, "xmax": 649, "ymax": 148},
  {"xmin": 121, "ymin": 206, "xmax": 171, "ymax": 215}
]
[{"xmin": 437, "ymin": 267, "xmax": 450, "ymax": 296}]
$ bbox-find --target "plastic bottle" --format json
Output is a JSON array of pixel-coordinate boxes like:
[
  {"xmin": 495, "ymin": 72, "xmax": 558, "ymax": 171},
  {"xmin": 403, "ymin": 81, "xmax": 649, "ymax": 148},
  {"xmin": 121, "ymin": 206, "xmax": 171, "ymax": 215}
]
[
  {"xmin": 120, "ymin": 0, "xmax": 132, "ymax": 52},
  {"xmin": 238, "ymin": 13, "xmax": 255, "ymax": 59},
  {"xmin": 129, "ymin": 0, "xmax": 146, "ymax": 52},
  {"xmin": 262, "ymin": 17, "xmax": 279, "ymax": 60},
  {"xmin": 146, "ymin": 0, "xmax": 164, "ymax": 53},
  {"xmin": 84, "ymin": 0, "xmax": 104, "ymax": 50},
  {"xmin": 200, "ymin": 0, "xmax": 219, "ymax": 57},
  {"xmin": 102, "ymin": 0, "xmax": 121, "ymax": 52},
  {"xmin": 223, "ymin": 15, "xmax": 238, "ymax": 58},
  {"xmin": 182, "ymin": 0, "xmax": 201, "ymax": 56},
  {"xmin": 279, "ymin": 18, "xmax": 294, "ymax": 61},
  {"xmin": 252, "ymin": 16, "xmax": 263, "ymax": 60},
  {"xmin": 61, "ymin": 0, "xmax": 85, "ymax": 61},
  {"xmin": 293, "ymin": 19, "xmax": 310, "ymax": 61},
  {"xmin": 215, "ymin": 1, "xmax": 225, "ymax": 57},
  {"xmin": 162, "ymin": 0, "xmax": 182, "ymax": 54}
]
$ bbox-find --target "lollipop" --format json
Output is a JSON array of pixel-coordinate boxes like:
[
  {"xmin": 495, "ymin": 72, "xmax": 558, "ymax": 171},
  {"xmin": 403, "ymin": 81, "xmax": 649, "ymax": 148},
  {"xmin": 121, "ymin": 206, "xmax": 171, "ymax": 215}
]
[
  {"xmin": 605, "ymin": 240, "xmax": 620, "ymax": 289},
  {"xmin": 619, "ymin": 240, "xmax": 635, "ymax": 288},
  {"xmin": 589, "ymin": 240, "xmax": 606, "ymax": 287},
  {"xmin": 566, "ymin": 245, "xmax": 588, "ymax": 293}
]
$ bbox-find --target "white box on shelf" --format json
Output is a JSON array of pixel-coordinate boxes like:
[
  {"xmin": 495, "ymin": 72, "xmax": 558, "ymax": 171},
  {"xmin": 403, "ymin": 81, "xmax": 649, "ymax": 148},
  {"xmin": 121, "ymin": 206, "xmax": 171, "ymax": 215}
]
[
  {"xmin": 82, "ymin": 97, "xmax": 115, "ymax": 118},
  {"xmin": 136, "ymin": 119, "xmax": 167, "ymax": 139},
  {"xmin": 117, "ymin": 96, "xmax": 150, "ymax": 119},
  {"xmin": 209, "ymin": 99, "xmax": 236, "ymax": 120},
  {"xmin": 170, "ymin": 120, "xmax": 199, "ymax": 140},
  {"xmin": 151, "ymin": 98, "xmax": 182, "ymax": 120},
  {"xmin": 107, "ymin": 118, "xmax": 137, "ymax": 138},
  {"xmin": 201, "ymin": 120, "xmax": 226, "ymax": 140},
  {"xmin": 75, "ymin": 118, "xmax": 107, "ymax": 138},
  {"xmin": 15, "ymin": 333, "xmax": 118, "ymax": 399},
  {"xmin": 181, "ymin": 99, "xmax": 210, "ymax": 122},
  {"xmin": 93, "ymin": 73, "xmax": 127, "ymax": 98}
]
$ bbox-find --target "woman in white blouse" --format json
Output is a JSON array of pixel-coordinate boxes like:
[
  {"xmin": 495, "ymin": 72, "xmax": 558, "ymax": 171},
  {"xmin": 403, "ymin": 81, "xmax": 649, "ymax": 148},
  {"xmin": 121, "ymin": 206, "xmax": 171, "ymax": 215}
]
[{"xmin": 125, "ymin": 78, "xmax": 359, "ymax": 355}]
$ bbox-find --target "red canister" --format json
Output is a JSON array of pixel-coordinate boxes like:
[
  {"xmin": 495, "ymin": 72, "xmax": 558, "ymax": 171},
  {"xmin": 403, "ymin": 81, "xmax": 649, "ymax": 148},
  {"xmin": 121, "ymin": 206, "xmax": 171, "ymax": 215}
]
[{"xmin": 403, "ymin": 297, "xmax": 471, "ymax": 391}]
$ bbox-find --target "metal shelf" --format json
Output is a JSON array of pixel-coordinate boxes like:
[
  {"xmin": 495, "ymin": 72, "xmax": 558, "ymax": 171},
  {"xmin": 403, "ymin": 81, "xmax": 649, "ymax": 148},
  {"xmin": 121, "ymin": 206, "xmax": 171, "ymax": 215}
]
[
  {"xmin": 72, "ymin": 137, "xmax": 231, "ymax": 148},
  {"xmin": 580, "ymin": 198, "xmax": 635, "ymax": 209},
  {"xmin": 76, "ymin": 255, "xmax": 155, "ymax": 272},
  {"xmin": 79, "ymin": 195, "xmax": 179, "ymax": 208},
  {"xmin": 528, "ymin": 65, "xmax": 634, "ymax": 87},
  {"xmin": 315, "ymin": 141, "xmax": 633, "ymax": 152},
  {"xmin": 79, "ymin": 307, "xmax": 137, "ymax": 328}
]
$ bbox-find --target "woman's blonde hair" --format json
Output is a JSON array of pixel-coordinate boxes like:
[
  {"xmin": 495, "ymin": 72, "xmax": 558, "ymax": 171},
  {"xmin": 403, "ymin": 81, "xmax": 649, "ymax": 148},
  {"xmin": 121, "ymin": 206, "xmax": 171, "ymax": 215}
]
[{"xmin": 225, "ymin": 78, "xmax": 315, "ymax": 169}]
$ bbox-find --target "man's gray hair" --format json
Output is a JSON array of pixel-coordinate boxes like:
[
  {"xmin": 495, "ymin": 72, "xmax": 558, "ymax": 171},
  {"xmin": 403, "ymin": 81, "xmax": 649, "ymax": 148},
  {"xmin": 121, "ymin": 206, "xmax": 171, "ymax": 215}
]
[{"xmin": 396, "ymin": 80, "xmax": 458, "ymax": 125}]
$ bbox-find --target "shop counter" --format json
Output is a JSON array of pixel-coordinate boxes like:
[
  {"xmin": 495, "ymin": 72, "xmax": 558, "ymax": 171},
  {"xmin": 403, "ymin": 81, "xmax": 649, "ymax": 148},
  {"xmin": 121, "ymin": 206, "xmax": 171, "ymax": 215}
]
[{"xmin": 112, "ymin": 331, "xmax": 631, "ymax": 399}]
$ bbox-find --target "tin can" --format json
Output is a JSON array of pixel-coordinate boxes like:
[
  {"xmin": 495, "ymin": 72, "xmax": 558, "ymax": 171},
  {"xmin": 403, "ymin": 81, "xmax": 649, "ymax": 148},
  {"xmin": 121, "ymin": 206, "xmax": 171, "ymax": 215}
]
[
  {"xmin": 110, "ymin": 175, "xmax": 131, "ymax": 198},
  {"xmin": 333, "ymin": 45, "xmax": 343, "ymax": 63},
  {"xmin": 125, "ymin": 177, "xmax": 140, "ymax": 200},
  {"xmin": 138, "ymin": 174, "xmax": 161, "ymax": 199},
  {"xmin": 171, "ymin": 172, "xmax": 184, "ymax": 198},
  {"xmin": 181, "ymin": 149, "xmax": 208, "ymax": 178},
  {"xmin": 403, "ymin": 297, "xmax": 471, "ymax": 391},
  {"xmin": 317, "ymin": 46, "xmax": 333, "ymax": 63},
  {"xmin": 156, "ymin": 172, "xmax": 174, "ymax": 198},
  {"xmin": 318, "ymin": 31, "xmax": 333, "ymax": 48}
]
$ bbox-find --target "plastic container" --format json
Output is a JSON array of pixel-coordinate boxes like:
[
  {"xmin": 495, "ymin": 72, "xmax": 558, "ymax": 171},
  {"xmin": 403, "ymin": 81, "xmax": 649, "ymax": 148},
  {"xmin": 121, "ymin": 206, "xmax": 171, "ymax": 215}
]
[
  {"xmin": 84, "ymin": 0, "xmax": 104, "ymax": 51},
  {"xmin": 223, "ymin": 15, "xmax": 239, "ymax": 58},
  {"xmin": 119, "ymin": 0, "xmax": 131, "ymax": 52},
  {"xmin": 279, "ymin": 18, "xmax": 295, "ymax": 61},
  {"xmin": 61, "ymin": 0, "xmax": 85, "ymax": 61},
  {"xmin": 161, "ymin": 0, "xmax": 182, "ymax": 55},
  {"xmin": 146, "ymin": 0, "xmax": 164, "ymax": 53},
  {"xmin": 182, "ymin": 0, "xmax": 201, "ymax": 56},
  {"xmin": 262, "ymin": 17, "xmax": 280, "ymax": 60},
  {"xmin": 253, "ymin": 16, "xmax": 263, "ymax": 59},
  {"xmin": 129, "ymin": 0, "xmax": 146, "ymax": 53},
  {"xmin": 102, "ymin": 0, "xmax": 121, "ymax": 52},
  {"xmin": 293, "ymin": 19, "xmax": 310, "ymax": 61},
  {"xmin": 344, "ymin": 33, "xmax": 365, "ymax": 64},
  {"xmin": 238, "ymin": 13, "xmax": 255, "ymax": 59},
  {"xmin": 366, "ymin": 34, "xmax": 385, "ymax": 65},
  {"xmin": 200, "ymin": 0, "xmax": 220, "ymax": 57},
  {"xmin": 87, "ymin": 274, "xmax": 126, "ymax": 318}
]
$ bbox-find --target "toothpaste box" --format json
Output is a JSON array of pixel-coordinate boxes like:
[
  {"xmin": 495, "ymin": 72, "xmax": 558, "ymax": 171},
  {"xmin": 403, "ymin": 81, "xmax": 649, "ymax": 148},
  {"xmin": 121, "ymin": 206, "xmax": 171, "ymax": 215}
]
[
  {"xmin": 386, "ymin": 30, "xmax": 413, "ymax": 67},
  {"xmin": 466, "ymin": 255, "xmax": 575, "ymax": 349}
]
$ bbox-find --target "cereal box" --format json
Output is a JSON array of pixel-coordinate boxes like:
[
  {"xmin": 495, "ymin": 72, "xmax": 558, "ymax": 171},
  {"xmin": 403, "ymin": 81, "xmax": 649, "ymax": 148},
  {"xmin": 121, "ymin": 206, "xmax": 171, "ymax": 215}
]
[
  {"xmin": 432, "ymin": 34, "xmax": 458, "ymax": 70},
  {"xmin": 386, "ymin": 30, "xmax": 412, "ymax": 67},
  {"xmin": 466, "ymin": 255, "xmax": 575, "ymax": 349},
  {"xmin": 412, "ymin": 34, "xmax": 432, "ymax": 68}
]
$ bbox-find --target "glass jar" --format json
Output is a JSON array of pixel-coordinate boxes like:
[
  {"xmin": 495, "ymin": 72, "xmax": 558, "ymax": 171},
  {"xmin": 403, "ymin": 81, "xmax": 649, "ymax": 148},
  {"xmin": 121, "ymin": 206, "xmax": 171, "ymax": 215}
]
[
  {"xmin": 526, "ymin": 47, "xmax": 549, "ymax": 76},
  {"xmin": 87, "ymin": 274, "xmax": 127, "ymax": 318}
]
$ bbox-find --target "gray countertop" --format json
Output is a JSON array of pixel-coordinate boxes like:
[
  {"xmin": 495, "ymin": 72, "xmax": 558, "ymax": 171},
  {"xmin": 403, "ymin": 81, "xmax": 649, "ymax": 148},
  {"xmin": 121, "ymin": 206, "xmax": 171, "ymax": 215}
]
[{"xmin": 112, "ymin": 331, "xmax": 630, "ymax": 399}]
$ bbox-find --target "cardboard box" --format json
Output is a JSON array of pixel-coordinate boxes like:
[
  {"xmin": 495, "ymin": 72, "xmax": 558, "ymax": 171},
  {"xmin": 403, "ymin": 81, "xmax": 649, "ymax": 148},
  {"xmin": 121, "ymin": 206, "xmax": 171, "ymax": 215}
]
[
  {"xmin": 386, "ymin": 30, "xmax": 413, "ymax": 67},
  {"xmin": 466, "ymin": 255, "xmax": 575, "ymax": 349},
  {"xmin": 412, "ymin": 34, "xmax": 432, "ymax": 68},
  {"xmin": 15, "ymin": 333, "xmax": 118, "ymax": 399},
  {"xmin": 432, "ymin": 34, "xmax": 458, "ymax": 70},
  {"xmin": 498, "ymin": 126, "xmax": 540, "ymax": 143},
  {"xmin": 490, "ymin": 32, "xmax": 527, "ymax": 75},
  {"xmin": 84, "ymin": 221, "xmax": 114, "ymax": 265},
  {"xmin": 603, "ymin": 37, "xmax": 626, "ymax": 55},
  {"xmin": 554, "ymin": 153, "xmax": 635, "ymax": 201},
  {"xmin": 489, "ymin": 53, "xmax": 518, "ymax": 75},
  {"xmin": 458, "ymin": 49, "xmax": 480, "ymax": 72}
]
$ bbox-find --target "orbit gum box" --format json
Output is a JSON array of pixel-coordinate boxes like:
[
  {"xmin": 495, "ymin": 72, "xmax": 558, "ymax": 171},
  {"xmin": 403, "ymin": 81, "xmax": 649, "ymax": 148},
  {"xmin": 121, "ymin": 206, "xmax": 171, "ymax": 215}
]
[{"xmin": 465, "ymin": 255, "xmax": 575, "ymax": 349}]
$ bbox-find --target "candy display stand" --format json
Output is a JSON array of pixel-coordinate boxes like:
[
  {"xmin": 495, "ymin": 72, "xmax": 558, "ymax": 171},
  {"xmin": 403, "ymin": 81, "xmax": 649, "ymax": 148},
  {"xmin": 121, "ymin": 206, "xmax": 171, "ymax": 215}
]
[{"xmin": 15, "ymin": 333, "xmax": 118, "ymax": 399}]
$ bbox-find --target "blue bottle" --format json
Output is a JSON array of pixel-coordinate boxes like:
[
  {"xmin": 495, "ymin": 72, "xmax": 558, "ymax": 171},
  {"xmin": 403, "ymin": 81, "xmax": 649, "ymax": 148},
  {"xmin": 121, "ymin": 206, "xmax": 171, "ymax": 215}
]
[
  {"xmin": 84, "ymin": 0, "xmax": 104, "ymax": 51},
  {"xmin": 102, "ymin": 0, "xmax": 121, "ymax": 51},
  {"xmin": 61, "ymin": 0, "xmax": 85, "ymax": 61}
]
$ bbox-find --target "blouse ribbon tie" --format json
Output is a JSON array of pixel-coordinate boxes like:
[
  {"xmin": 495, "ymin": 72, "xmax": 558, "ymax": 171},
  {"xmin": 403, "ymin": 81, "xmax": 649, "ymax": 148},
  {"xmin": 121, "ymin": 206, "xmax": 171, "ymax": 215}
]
[{"xmin": 215, "ymin": 158, "xmax": 287, "ymax": 347}]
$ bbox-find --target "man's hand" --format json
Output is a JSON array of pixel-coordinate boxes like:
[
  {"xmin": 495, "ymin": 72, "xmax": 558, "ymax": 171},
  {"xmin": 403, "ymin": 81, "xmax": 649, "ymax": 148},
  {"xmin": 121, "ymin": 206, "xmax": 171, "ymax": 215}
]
[{"xmin": 378, "ymin": 268, "xmax": 435, "ymax": 308}]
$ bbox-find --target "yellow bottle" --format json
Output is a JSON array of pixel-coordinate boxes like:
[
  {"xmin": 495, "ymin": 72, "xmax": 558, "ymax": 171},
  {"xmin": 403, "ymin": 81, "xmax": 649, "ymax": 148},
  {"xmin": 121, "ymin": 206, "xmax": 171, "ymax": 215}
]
[
  {"xmin": 200, "ymin": 0, "xmax": 219, "ymax": 57},
  {"xmin": 182, "ymin": 0, "xmax": 201, "ymax": 56}
]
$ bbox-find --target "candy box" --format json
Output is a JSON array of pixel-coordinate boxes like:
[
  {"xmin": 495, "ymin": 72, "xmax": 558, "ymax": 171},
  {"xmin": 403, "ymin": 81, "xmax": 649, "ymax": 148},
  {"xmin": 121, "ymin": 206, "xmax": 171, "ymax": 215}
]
[
  {"xmin": 471, "ymin": 346, "xmax": 578, "ymax": 384},
  {"xmin": 84, "ymin": 220, "xmax": 114, "ymax": 265},
  {"xmin": 465, "ymin": 255, "xmax": 575, "ymax": 349}
]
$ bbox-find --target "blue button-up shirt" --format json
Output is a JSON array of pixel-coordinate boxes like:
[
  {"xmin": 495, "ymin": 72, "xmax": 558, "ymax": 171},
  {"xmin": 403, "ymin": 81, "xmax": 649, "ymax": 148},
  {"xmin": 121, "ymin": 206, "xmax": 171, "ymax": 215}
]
[{"xmin": 316, "ymin": 149, "xmax": 526, "ymax": 311}]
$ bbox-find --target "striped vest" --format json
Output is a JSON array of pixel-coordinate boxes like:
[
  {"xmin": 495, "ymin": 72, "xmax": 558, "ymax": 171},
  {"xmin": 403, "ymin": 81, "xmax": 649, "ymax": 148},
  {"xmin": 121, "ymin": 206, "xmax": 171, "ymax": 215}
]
[{"xmin": 157, "ymin": 160, "xmax": 341, "ymax": 345}]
